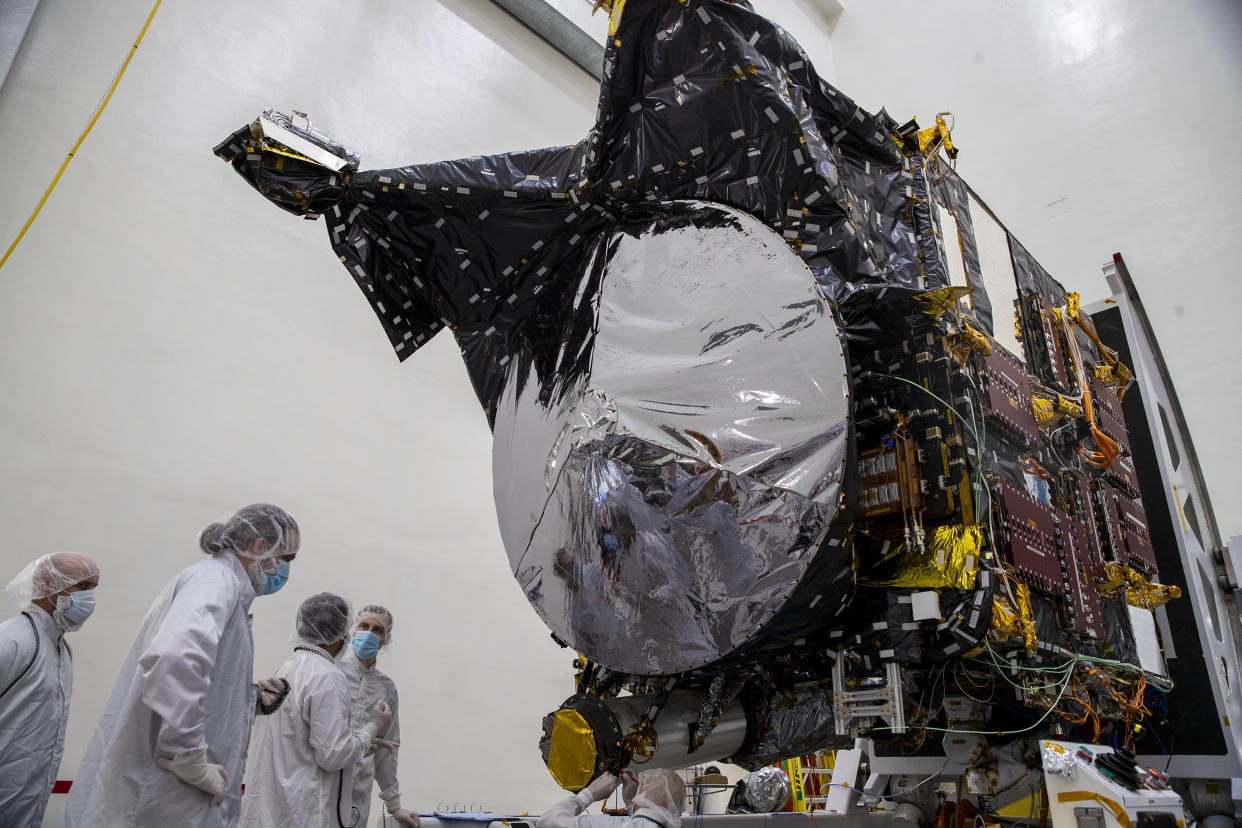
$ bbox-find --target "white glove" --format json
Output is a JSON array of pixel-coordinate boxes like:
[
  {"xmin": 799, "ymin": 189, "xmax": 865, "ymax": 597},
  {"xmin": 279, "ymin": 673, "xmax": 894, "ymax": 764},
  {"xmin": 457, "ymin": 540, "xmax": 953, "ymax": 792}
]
[
  {"xmin": 367, "ymin": 736, "xmax": 400, "ymax": 756},
  {"xmin": 585, "ymin": 772, "xmax": 620, "ymax": 802},
  {"xmin": 158, "ymin": 748, "xmax": 227, "ymax": 806},
  {"xmin": 388, "ymin": 807, "xmax": 421, "ymax": 826},
  {"xmin": 363, "ymin": 700, "xmax": 393, "ymax": 738},
  {"xmin": 255, "ymin": 677, "xmax": 288, "ymax": 714},
  {"xmin": 620, "ymin": 769, "xmax": 638, "ymax": 804}
]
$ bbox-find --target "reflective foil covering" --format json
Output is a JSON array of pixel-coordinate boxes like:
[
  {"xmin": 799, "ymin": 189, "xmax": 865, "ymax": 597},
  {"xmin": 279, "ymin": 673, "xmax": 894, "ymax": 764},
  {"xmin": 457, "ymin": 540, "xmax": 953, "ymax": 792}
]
[
  {"xmin": 734, "ymin": 680, "xmax": 844, "ymax": 768},
  {"xmin": 858, "ymin": 524, "xmax": 982, "ymax": 590},
  {"xmin": 741, "ymin": 767, "xmax": 792, "ymax": 812},
  {"xmin": 497, "ymin": 202, "xmax": 848, "ymax": 675}
]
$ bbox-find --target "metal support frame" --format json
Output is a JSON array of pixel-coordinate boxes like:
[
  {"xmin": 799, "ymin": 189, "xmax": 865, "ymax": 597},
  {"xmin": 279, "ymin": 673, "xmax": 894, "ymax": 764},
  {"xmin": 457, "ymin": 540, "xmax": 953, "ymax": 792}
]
[
  {"xmin": 1086, "ymin": 254, "xmax": 1242, "ymax": 778},
  {"xmin": 832, "ymin": 660, "xmax": 905, "ymax": 736},
  {"xmin": 486, "ymin": 0, "xmax": 605, "ymax": 80}
]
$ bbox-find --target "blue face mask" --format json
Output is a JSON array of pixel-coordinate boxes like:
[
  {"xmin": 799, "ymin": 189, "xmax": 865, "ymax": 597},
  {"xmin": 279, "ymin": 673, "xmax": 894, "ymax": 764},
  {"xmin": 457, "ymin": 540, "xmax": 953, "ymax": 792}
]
[
  {"xmin": 352, "ymin": 630, "xmax": 382, "ymax": 660},
  {"xmin": 261, "ymin": 560, "xmax": 291, "ymax": 596},
  {"xmin": 54, "ymin": 589, "xmax": 96, "ymax": 631}
]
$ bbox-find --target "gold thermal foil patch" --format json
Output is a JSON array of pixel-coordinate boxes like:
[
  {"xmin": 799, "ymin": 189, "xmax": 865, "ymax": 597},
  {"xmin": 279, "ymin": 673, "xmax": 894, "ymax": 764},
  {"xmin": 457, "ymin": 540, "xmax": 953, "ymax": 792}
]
[
  {"xmin": 913, "ymin": 286, "xmax": 973, "ymax": 321},
  {"xmin": 608, "ymin": 0, "xmax": 628, "ymax": 36},
  {"xmin": 546, "ymin": 708, "xmax": 597, "ymax": 791},
  {"xmin": 859, "ymin": 524, "xmax": 981, "ymax": 590}
]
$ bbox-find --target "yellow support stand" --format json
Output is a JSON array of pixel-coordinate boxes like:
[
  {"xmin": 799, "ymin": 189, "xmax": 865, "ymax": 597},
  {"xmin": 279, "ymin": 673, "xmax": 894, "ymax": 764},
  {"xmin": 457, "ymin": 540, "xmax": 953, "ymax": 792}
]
[{"xmin": 780, "ymin": 757, "xmax": 807, "ymax": 812}]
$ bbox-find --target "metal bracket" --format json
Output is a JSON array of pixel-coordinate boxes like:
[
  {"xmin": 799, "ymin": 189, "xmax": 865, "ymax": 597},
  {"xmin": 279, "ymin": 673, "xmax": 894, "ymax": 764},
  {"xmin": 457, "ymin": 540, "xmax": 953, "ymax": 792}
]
[{"xmin": 833, "ymin": 660, "xmax": 906, "ymax": 736}]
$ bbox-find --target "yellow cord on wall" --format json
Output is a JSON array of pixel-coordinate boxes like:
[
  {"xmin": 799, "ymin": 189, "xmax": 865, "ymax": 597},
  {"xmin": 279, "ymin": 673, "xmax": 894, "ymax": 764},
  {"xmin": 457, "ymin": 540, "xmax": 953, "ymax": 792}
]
[{"xmin": 0, "ymin": 0, "xmax": 163, "ymax": 272}]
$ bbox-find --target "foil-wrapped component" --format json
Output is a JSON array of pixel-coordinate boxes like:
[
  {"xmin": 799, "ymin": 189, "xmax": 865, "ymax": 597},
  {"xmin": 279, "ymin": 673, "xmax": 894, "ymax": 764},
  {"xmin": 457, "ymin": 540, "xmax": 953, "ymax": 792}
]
[
  {"xmin": 213, "ymin": 124, "xmax": 351, "ymax": 218},
  {"xmin": 544, "ymin": 709, "xmax": 598, "ymax": 792},
  {"xmin": 497, "ymin": 202, "xmax": 850, "ymax": 676},
  {"xmin": 859, "ymin": 524, "xmax": 982, "ymax": 590},
  {"xmin": 732, "ymin": 680, "xmax": 846, "ymax": 768},
  {"xmin": 912, "ymin": 286, "xmax": 975, "ymax": 323},
  {"xmin": 1041, "ymin": 741, "xmax": 1078, "ymax": 779},
  {"xmin": 741, "ymin": 767, "xmax": 792, "ymax": 812},
  {"xmin": 691, "ymin": 672, "xmax": 749, "ymax": 753}
]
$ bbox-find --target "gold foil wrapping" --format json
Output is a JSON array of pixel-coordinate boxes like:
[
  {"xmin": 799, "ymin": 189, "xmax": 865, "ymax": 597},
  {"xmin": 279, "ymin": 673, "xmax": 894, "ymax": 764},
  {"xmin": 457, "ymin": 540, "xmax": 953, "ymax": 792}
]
[
  {"xmin": 1032, "ymin": 396, "xmax": 1055, "ymax": 426},
  {"xmin": 917, "ymin": 114, "xmax": 958, "ymax": 161},
  {"xmin": 607, "ymin": 0, "xmax": 627, "ymax": 36},
  {"xmin": 1065, "ymin": 292, "xmax": 1081, "ymax": 322},
  {"xmin": 620, "ymin": 715, "xmax": 659, "ymax": 761},
  {"xmin": 1015, "ymin": 583, "xmax": 1037, "ymax": 650},
  {"xmin": 546, "ymin": 708, "xmax": 597, "ymax": 791},
  {"xmin": 913, "ymin": 286, "xmax": 974, "ymax": 322},
  {"xmin": 992, "ymin": 597, "xmax": 1021, "ymax": 639},
  {"xmin": 860, "ymin": 524, "xmax": 981, "ymax": 590},
  {"xmin": 991, "ymin": 583, "xmax": 1037, "ymax": 650},
  {"xmin": 1098, "ymin": 561, "xmax": 1182, "ymax": 609},
  {"xmin": 1056, "ymin": 394, "xmax": 1083, "ymax": 419}
]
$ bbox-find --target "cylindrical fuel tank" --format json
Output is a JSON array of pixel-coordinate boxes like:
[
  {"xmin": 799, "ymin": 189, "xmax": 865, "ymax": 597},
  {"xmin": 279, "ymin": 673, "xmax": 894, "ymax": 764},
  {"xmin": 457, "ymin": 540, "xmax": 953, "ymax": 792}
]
[
  {"xmin": 540, "ymin": 680, "xmax": 843, "ymax": 789},
  {"xmin": 492, "ymin": 201, "xmax": 854, "ymax": 677}
]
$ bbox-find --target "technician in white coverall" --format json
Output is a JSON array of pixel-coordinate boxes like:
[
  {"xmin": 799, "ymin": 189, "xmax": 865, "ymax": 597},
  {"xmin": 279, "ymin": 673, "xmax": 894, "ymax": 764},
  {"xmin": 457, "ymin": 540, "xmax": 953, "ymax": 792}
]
[
  {"xmin": 0, "ymin": 553, "xmax": 100, "ymax": 827},
  {"xmin": 340, "ymin": 604, "xmax": 420, "ymax": 826},
  {"xmin": 61, "ymin": 503, "xmax": 300, "ymax": 828},
  {"xmin": 539, "ymin": 769, "xmax": 686, "ymax": 828},
  {"xmin": 240, "ymin": 592, "xmax": 393, "ymax": 828}
]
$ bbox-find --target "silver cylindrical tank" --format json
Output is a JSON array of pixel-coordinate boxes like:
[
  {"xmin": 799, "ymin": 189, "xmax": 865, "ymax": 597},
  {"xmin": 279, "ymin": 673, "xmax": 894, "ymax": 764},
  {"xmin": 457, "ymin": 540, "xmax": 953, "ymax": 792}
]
[{"xmin": 540, "ymin": 679, "xmax": 843, "ymax": 790}]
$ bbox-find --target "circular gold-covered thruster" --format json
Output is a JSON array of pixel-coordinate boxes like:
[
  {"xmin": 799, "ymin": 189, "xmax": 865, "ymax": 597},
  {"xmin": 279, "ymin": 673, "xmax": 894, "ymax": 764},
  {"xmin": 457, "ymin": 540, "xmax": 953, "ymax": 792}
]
[{"xmin": 546, "ymin": 708, "xmax": 597, "ymax": 791}]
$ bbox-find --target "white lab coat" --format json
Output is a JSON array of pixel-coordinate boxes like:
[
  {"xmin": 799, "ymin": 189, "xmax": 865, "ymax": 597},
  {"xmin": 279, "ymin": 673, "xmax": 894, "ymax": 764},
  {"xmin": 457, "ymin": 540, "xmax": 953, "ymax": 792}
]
[
  {"xmin": 0, "ymin": 607, "xmax": 72, "ymax": 827},
  {"xmin": 239, "ymin": 645, "xmax": 373, "ymax": 828},
  {"xmin": 61, "ymin": 554, "xmax": 258, "ymax": 828},
  {"xmin": 340, "ymin": 652, "xmax": 402, "ymax": 825},
  {"xmin": 539, "ymin": 790, "xmax": 682, "ymax": 828}
]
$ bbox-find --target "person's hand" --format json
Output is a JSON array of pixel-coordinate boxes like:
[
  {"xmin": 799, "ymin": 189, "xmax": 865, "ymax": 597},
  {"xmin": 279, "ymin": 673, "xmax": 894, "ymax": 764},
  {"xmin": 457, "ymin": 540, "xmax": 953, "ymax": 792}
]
[
  {"xmin": 255, "ymin": 677, "xmax": 288, "ymax": 714},
  {"xmin": 363, "ymin": 700, "xmax": 393, "ymax": 738},
  {"xmin": 367, "ymin": 700, "xmax": 393, "ymax": 729},
  {"xmin": 585, "ymin": 772, "xmax": 620, "ymax": 802},
  {"xmin": 389, "ymin": 807, "xmax": 421, "ymax": 826},
  {"xmin": 366, "ymin": 737, "xmax": 400, "ymax": 756},
  {"xmin": 158, "ymin": 749, "xmax": 228, "ymax": 806},
  {"xmin": 620, "ymin": 769, "xmax": 638, "ymax": 804}
]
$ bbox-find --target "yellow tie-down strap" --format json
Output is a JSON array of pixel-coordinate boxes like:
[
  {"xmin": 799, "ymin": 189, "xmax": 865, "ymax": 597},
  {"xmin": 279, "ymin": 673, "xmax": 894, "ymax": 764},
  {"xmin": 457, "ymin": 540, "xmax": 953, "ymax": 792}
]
[{"xmin": 1056, "ymin": 791, "xmax": 1131, "ymax": 828}]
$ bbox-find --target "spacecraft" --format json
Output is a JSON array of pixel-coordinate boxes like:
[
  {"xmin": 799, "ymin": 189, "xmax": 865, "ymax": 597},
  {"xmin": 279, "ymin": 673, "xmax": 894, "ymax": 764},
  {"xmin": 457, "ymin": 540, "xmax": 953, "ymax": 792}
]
[{"xmin": 217, "ymin": 0, "xmax": 1240, "ymax": 817}]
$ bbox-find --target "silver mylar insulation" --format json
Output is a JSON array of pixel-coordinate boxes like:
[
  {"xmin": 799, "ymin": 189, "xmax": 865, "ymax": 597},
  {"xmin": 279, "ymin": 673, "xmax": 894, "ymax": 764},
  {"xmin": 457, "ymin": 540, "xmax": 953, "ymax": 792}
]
[{"xmin": 493, "ymin": 202, "xmax": 850, "ymax": 675}]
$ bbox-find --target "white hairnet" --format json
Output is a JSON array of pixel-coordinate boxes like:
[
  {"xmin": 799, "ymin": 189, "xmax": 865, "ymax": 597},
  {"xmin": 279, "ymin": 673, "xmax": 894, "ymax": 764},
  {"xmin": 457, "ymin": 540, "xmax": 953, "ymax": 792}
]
[
  {"xmin": 633, "ymin": 769, "xmax": 685, "ymax": 828},
  {"xmin": 297, "ymin": 592, "xmax": 352, "ymax": 646},
  {"xmin": 6, "ymin": 553, "xmax": 100, "ymax": 610},
  {"xmin": 355, "ymin": 604, "xmax": 394, "ymax": 644},
  {"xmin": 198, "ymin": 503, "xmax": 298, "ymax": 562}
]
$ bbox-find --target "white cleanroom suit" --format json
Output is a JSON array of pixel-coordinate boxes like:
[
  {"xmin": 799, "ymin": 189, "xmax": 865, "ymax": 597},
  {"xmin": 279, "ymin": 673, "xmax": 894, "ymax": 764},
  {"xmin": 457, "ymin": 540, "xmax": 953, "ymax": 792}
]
[
  {"xmin": 239, "ymin": 644, "xmax": 379, "ymax": 828},
  {"xmin": 341, "ymin": 651, "xmax": 404, "ymax": 824},
  {"xmin": 61, "ymin": 554, "xmax": 258, "ymax": 827},
  {"xmin": 1, "ymin": 551, "xmax": 99, "ymax": 827},
  {"xmin": 539, "ymin": 769, "xmax": 686, "ymax": 828},
  {"xmin": 0, "ymin": 607, "xmax": 72, "ymax": 827}
]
